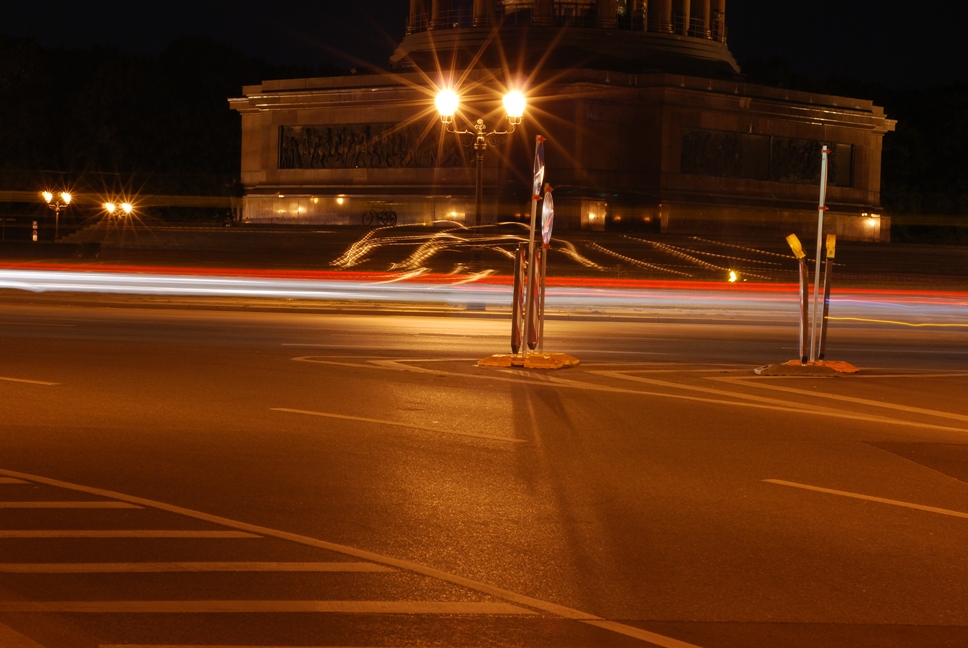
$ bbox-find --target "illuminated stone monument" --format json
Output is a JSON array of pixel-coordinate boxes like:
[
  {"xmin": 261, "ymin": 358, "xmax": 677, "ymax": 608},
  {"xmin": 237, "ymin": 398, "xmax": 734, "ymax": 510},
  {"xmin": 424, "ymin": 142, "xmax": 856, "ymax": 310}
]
[{"xmin": 230, "ymin": 0, "xmax": 895, "ymax": 240}]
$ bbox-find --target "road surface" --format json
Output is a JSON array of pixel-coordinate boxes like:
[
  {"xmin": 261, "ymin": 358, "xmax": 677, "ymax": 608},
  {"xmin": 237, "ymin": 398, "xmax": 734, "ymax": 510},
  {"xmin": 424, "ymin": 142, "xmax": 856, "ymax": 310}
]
[{"xmin": 1, "ymin": 298, "xmax": 967, "ymax": 647}]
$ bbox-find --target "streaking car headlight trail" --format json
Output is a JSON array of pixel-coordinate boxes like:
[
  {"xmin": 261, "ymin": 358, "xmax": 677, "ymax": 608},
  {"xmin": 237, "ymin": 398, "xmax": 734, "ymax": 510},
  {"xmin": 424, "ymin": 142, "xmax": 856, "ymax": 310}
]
[{"xmin": 0, "ymin": 268, "xmax": 966, "ymax": 327}]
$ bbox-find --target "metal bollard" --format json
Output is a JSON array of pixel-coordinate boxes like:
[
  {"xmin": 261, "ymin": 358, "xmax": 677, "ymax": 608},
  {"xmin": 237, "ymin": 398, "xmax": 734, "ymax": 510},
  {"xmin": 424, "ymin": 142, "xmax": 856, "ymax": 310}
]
[
  {"xmin": 510, "ymin": 242, "xmax": 527, "ymax": 354},
  {"xmin": 527, "ymin": 246, "xmax": 541, "ymax": 351},
  {"xmin": 786, "ymin": 234, "xmax": 809, "ymax": 364},
  {"xmin": 818, "ymin": 234, "xmax": 836, "ymax": 361},
  {"xmin": 798, "ymin": 258, "xmax": 809, "ymax": 364}
]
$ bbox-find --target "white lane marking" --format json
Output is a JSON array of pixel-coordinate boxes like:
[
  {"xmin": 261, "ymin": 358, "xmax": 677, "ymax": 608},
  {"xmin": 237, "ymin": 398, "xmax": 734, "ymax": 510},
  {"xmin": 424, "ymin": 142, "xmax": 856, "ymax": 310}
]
[
  {"xmin": 0, "ymin": 478, "xmax": 29, "ymax": 484},
  {"xmin": 272, "ymin": 408, "xmax": 525, "ymax": 444},
  {"xmin": 294, "ymin": 355, "xmax": 968, "ymax": 436},
  {"xmin": 0, "ymin": 467, "xmax": 702, "ymax": 648},
  {"xmin": 0, "ymin": 621, "xmax": 47, "ymax": 648},
  {"xmin": 0, "ymin": 562, "xmax": 394, "ymax": 573},
  {"xmin": 738, "ymin": 372, "xmax": 968, "ymax": 380},
  {"xmin": 591, "ymin": 370, "xmax": 968, "ymax": 435},
  {"xmin": 0, "ymin": 601, "xmax": 535, "ymax": 615},
  {"xmin": 0, "ymin": 530, "xmax": 258, "ymax": 539},
  {"xmin": 764, "ymin": 479, "xmax": 968, "ymax": 520},
  {"xmin": 711, "ymin": 376, "xmax": 968, "ymax": 423},
  {"xmin": 0, "ymin": 376, "xmax": 58, "ymax": 386},
  {"xmin": 0, "ymin": 321, "xmax": 76, "ymax": 327},
  {"xmin": 0, "ymin": 501, "xmax": 141, "ymax": 509}
]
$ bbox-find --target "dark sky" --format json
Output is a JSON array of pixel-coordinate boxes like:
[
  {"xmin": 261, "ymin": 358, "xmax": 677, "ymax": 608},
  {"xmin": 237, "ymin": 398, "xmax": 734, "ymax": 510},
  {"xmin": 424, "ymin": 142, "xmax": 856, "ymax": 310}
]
[{"xmin": 3, "ymin": 0, "xmax": 967, "ymax": 87}]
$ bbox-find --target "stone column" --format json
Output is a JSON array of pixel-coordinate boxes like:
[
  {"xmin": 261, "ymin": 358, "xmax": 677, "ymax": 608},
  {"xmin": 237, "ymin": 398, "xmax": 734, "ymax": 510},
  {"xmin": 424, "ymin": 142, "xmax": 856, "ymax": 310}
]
[
  {"xmin": 598, "ymin": 0, "xmax": 618, "ymax": 28},
  {"xmin": 629, "ymin": 0, "xmax": 648, "ymax": 30},
  {"xmin": 712, "ymin": 0, "xmax": 725, "ymax": 40},
  {"xmin": 473, "ymin": 0, "xmax": 491, "ymax": 26},
  {"xmin": 409, "ymin": 0, "xmax": 427, "ymax": 32},
  {"xmin": 431, "ymin": 0, "xmax": 452, "ymax": 29},
  {"xmin": 698, "ymin": 0, "xmax": 710, "ymax": 37},
  {"xmin": 534, "ymin": 0, "xmax": 555, "ymax": 26},
  {"xmin": 679, "ymin": 0, "xmax": 691, "ymax": 36},
  {"xmin": 649, "ymin": 0, "xmax": 673, "ymax": 32}
]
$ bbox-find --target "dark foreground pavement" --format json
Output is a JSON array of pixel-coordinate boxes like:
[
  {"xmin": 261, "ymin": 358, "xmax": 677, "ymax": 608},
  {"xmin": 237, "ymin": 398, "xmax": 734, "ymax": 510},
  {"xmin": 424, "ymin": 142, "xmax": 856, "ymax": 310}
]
[{"xmin": 1, "ymin": 300, "xmax": 967, "ymax": 648}]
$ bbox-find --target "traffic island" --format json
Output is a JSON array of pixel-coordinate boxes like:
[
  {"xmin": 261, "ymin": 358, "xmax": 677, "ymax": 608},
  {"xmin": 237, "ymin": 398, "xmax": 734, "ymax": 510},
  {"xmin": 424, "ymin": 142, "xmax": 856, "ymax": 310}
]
[
  {"xmin": 478, "ymin": 353, "xmax": 580, "ymax": 370},
  {"xmin": 754, "ymin": 360, "xmax": 859, "ymax": 376}
]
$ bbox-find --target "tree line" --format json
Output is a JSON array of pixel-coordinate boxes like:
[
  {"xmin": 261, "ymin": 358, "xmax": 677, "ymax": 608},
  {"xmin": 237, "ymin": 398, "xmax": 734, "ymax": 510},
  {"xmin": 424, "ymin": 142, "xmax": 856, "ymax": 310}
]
[{"xmin": 0, "ymin": 35, "xmax": 341, "ymax": 199}]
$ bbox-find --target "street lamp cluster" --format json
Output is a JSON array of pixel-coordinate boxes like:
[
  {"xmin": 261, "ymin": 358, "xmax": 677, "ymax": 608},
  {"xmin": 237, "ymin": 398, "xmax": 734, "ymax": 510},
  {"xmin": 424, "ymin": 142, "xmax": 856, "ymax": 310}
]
[
  {"xmin": 42, "ymin": 191, "xmax": 72, "ymax": 239},
  {"xmin": 103, "ymin": 201, "xmax": 134, "ymax": 217},
  {"xmin": 435, "ymin": 88, "xmax": 527, "ymax": 227},
  {"xmin": 39, "ymin": 191, "xmax": 138, "ymax": 241}
]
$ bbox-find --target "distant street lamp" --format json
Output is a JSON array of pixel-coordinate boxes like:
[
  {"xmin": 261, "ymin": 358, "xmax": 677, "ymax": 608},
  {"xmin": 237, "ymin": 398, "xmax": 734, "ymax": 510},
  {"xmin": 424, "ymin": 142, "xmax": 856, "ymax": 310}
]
[
  {"xmin": 436, "ymin": 89, "xmax": 526, "ymax": 227},
  {"xmin": 42, "ymin": 191, "xmax": 72, "ymax": 240},
  {"xmin": 104, "ymin": 201, "xmax": 134, "ymax": 220}
]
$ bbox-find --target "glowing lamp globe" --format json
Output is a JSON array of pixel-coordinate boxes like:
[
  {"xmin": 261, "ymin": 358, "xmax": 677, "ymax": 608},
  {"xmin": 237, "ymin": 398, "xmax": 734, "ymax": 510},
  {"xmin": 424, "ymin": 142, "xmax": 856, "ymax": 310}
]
[
  {"xmin": 503, "ymin": 91, "xmax": 526, "ymax": 124},
  {"xmin": 435, "ymin": 89, "xmax": 459, "ymax": 122}
]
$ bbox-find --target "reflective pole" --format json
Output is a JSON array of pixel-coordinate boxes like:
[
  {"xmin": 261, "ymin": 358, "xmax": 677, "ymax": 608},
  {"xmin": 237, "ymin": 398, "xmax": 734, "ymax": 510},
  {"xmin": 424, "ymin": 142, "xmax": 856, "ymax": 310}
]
[
  {"xmin": 510, "ymin": 242, "xmax": 525, "ymax": 354},
  {"xmin": 537, "ymin": 244, "xmax": 548, "ymax": 353},
  {"xmin": 809, "ymin": 146, "xmax": 830, "ymax": 363},
  {"xmin": 799, "ymin": 257, "xmax": 809, "ymax": 364},
  {"xmin": 521, "ymin": 136, "xmax": 545, "ymax": 360},
  {"xmin": 818, "ymin": 234, "xmax": 836, "ymax": 361},
  {"xmin": 527, "ymin": 246, "xmax": 541, "ymax": 351},
  {"xmin": 786, "ymin": 234, "xmax": 808, "ymax": 364}
]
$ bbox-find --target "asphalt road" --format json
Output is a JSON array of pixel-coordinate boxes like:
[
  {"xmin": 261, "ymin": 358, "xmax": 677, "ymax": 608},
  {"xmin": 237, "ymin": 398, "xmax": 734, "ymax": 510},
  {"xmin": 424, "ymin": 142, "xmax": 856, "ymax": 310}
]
[{"xmin": 1, "ymin": 300, "xmax": 967, "ymax": 648}]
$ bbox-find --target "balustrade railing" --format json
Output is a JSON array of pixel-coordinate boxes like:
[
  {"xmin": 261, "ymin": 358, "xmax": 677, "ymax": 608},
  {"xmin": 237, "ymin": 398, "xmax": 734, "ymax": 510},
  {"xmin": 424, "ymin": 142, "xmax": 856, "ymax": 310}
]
[{"xmin": 407, "ymin": 3, "xmax": 725, "ymax": 43}]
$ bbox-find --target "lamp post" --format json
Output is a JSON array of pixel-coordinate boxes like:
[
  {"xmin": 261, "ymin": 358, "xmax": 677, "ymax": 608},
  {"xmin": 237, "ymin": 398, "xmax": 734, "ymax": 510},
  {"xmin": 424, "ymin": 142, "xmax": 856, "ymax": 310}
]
[
  {"xmin": 42, "ymin": 191, "xmax": 72, "ymax": 240},
  {"xmin": 435, "ymin": 89, "xmax": 526, "ymax": 227}
]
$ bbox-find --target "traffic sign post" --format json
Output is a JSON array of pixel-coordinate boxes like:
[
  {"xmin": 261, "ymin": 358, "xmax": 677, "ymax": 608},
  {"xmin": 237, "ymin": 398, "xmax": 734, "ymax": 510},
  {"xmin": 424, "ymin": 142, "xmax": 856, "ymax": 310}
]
[
  {"xmin": 809, "ymin": 146, "xmax": 830, "ymax": 363},
  {"xmin": 537, "ymin": 187, "xmax": 554, "ymax": 353},
  {"xmin": 478, "ymin": 137, "xmax": 577, "ymax": 370},
  {"xmin": 521, "ymin": 136, "xmax": 545, "ymax": 361},
  {"xmin": 755, "ymin": 231, "xmax": 855, "ymax": 376}
]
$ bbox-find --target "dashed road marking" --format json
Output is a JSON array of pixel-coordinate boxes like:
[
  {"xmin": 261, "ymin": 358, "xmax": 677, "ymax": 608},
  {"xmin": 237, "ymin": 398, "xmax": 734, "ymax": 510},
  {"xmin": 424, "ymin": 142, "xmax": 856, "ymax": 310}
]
[
  {"xmin": 0, "ymin": 501, "xmax": 141, "ymax": 509},
  {"xmin": 764, "ymin": 479, "xmax": 968, "ymax": 520},
  {"xmin": 0, "ymin": 600, "xmax": 536, "ymax": 615},
  {"xmin": 0, "ymin": 561, "xmax": 395, "ymax": 573},
  {"xmin": 0, "ymin": 530, "xmax": 259, "ymax": 539},
  {"xmin": 272, "ymin": 408, "xmax": 525, "ymax": 443}
]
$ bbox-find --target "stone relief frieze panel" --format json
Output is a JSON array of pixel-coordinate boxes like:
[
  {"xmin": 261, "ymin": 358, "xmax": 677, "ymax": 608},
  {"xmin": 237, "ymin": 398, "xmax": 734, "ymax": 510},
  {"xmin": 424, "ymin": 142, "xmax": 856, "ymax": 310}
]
[
  {"xmin": 278, "ymin": 123, "xmax": 463, "ymax": 170},
  {"xmin": 681, "ymin": 128, "xmax": 852, "ymax": 187}
]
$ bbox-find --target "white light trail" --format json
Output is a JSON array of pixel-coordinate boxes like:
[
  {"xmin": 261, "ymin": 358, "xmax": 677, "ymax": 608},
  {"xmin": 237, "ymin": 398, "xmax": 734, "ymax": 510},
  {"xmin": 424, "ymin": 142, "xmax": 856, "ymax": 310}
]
[{"xmin": 0, "ymin": 269, "xmax": 965, "ymax": 325}]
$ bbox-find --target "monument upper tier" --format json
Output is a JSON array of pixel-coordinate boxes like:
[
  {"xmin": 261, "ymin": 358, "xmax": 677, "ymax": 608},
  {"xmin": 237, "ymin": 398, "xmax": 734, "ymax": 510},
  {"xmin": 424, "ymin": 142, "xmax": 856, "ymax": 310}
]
[{"xmin": 392, "ymin": 0, "xmax": 738, "ymax": 78}]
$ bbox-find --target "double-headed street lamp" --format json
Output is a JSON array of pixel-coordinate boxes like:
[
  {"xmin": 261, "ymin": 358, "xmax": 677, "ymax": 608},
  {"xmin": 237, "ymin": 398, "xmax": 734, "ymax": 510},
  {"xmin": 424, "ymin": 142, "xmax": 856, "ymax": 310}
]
[
  {"xmin": 435, "ymin": 89, "xmax": 526, "ymax": 227},
  {"xmin": 103, "ymin": 201, "xmax": 134, "ymax": 219},
  {"xmin": 42, "ymin": 191, "xmax": 72, "ymax": 240}
]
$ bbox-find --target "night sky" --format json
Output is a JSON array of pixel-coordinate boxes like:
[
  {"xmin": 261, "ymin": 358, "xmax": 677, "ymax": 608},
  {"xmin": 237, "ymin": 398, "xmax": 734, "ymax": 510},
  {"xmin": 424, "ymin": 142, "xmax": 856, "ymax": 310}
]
[{"xmin": 3, "ymin": 0, "xmax": 967, "ymax": 88}]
